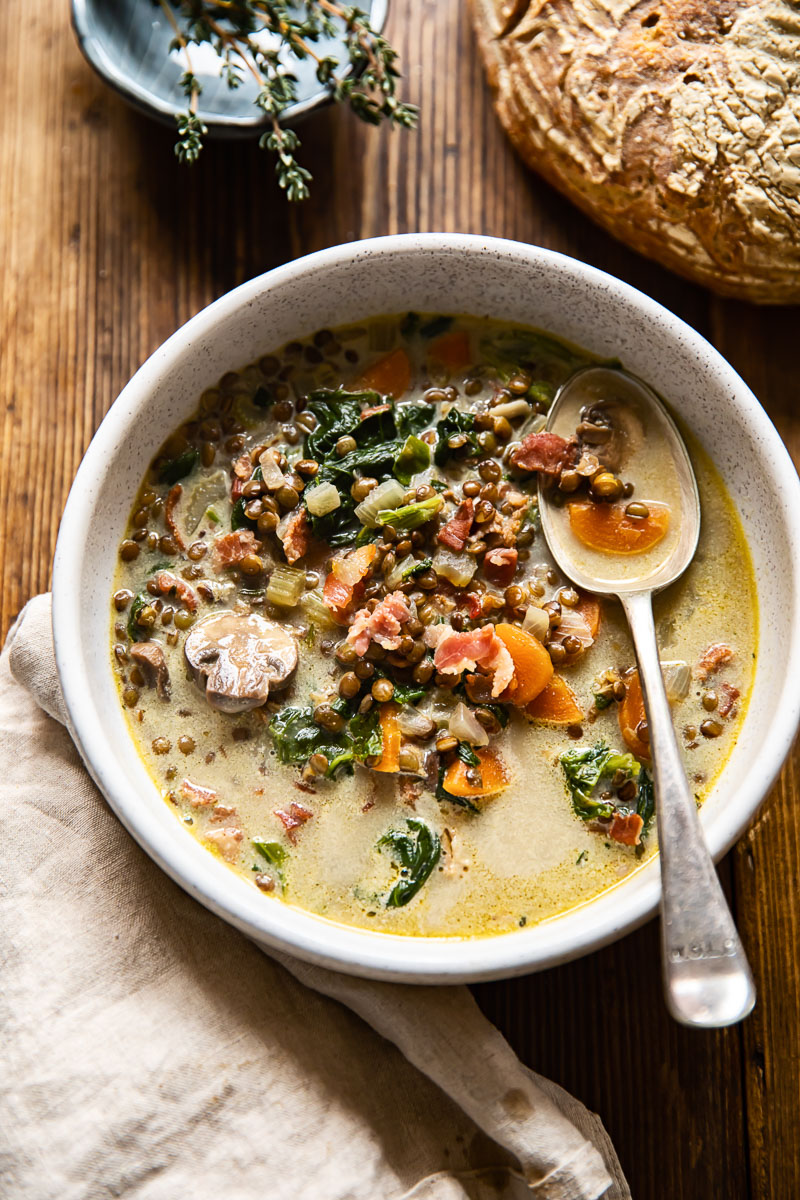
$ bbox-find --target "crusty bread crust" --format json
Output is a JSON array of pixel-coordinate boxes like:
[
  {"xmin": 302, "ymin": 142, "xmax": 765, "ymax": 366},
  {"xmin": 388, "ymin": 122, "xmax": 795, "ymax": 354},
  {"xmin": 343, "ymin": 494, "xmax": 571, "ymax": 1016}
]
[{"xmin": 473, "ymin": 0, "xmax": 800, "ymax": 303}]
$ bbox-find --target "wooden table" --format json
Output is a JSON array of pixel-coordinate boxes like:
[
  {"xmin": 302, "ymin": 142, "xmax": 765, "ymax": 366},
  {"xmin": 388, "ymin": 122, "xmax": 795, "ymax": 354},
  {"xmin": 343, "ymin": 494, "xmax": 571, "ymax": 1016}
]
[{"xmin": 2, "ymin": 3, "xmax": 798, "ymax": 1195}]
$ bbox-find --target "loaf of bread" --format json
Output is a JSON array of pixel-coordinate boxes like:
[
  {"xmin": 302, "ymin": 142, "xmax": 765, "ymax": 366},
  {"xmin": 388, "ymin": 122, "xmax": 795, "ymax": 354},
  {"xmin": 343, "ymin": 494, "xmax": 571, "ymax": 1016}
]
[{"xmin": 473, "ymin": 0, "xmax": 800, "ymax": 303}]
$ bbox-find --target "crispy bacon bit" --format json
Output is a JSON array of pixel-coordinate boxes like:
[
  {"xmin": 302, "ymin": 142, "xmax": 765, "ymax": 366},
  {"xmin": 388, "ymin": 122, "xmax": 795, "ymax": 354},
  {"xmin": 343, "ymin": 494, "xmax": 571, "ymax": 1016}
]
[
  {"xmin": 483, "ymin": 547, "xmax": 518, "ymax": 588},
  {"xmin": 278, "ymin": 507, "xmax": 311, "ymax": 564},
  {"xmin": 231, "ymin": 476, "xmax": 245, "ymax": 502},
  {"xmin": 214, "ymin": 529, "xmax": 262, "ymax": 568},
  {"xmin": 361, "ymin": 403, "xmax": 392, "ymax": 419},
  {"xmin": 430, "ymin": 624, "xmax": 515, "ymax": 698},
  {"xmin": 718, "ymin": 682, "xmax": 740, "ymax": 718},
  {"xmin": 233, "ymin": 454, "xmax": 253, "ymax": 479},
  {"xmin": 609, "ymin": 812, "xmax": 644, "ymax": 846},
  {"xmin": 210, "ymin": 804, "xmax": 238, "ymax": 823},
  {"xmin": 347, "ymin": 591, "xmax": 413, "ymax": 655},
  {"xmin": 274, "ymin": 802, "xmax": 312, "ymax": 844},
  {"xmin": 696, "ymin": 643, "xmax": 735, "ymax": 680},
  {"xmin": 322, "ymin": 544, "xmax": 377, "ymax": 620},
  {"xmin": 180, "ymin": 777, "xmax": 218, "ymax": 807},
  {"xmin": 165, "ymin": 484, "xmax": 187, "ymax": 550},
  {"xmin": 509, "ymin": 432, "xmax": 576, "ymax": 475},
  {"xmin": 437, "ymin": 499, "xmax": 474, "ymax": 551},
  {"xmin": 152, "ymin": 570, "xmax": 197, "ymax": 612},
  {"xmin": 204, "ymin": 826, "xmax": 243, "ymax": 861}
]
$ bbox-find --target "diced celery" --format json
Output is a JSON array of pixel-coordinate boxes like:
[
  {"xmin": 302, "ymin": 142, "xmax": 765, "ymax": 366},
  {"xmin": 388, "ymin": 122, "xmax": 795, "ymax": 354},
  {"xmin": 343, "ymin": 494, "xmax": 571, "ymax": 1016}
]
[
  {"xmin": 354, "ymin": 478, "xmax": 407, "ymax": 527},
  {"xmin": 301, "ymin": 589, "xmax": 338, "ymax": 628},
  {"xmin": 266, "ymin": 566, "xmax": 306, "ymax": 608},
  {"xmin": 376, "ymin": 495, "xmax": 443, "ymax": 531}
]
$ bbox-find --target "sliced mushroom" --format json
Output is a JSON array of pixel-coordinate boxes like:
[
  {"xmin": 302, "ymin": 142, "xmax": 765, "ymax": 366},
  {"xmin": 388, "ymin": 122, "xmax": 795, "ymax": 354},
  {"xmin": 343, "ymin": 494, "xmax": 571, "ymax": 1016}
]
[
  {"xmin": 579, "ymin": 399, "xmax": 644, "ymax": 474},
  {"xmin": 184, "ymin": 610, "xmax": 298, "ymax": 714},
  {"xmin": 130, "ymin": 641, "xmax": 170, "ymax": 700}
]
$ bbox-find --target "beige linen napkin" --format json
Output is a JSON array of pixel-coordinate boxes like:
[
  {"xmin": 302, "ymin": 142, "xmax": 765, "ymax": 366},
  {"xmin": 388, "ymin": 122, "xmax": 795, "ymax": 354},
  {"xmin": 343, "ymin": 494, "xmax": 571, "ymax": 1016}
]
[{"xmin": 1, "ymin": 595, "xmax": 629, "ymax": 1200}]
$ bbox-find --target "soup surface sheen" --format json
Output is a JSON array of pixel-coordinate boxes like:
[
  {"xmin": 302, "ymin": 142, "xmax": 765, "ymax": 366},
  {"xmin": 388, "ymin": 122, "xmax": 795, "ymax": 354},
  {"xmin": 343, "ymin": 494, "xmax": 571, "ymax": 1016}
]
[{"xmin": 111, "ymin": 314, "xmax": 757, "ymax": 938}]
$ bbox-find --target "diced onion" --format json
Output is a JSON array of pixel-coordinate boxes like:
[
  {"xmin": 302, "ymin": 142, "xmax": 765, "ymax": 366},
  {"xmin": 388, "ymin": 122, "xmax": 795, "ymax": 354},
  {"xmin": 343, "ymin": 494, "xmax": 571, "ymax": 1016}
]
[
  {"xmin": 354, "ymin": 478, "xmax": 407, "ymax": 527},
  {"xmin": 490, "ymin": 399, "xmax": 531, "ymax": 421},
  {"xmin": 432, "ymin": 548, "xmax": 477, "ymax": 587},
  {"xmin": 661, "ymin": 660, "xmax": 690, "ymax": 703},
  {"xmin": 419, "ymin": 688, "xmax": 458, "ymax": 727},
  {"xmin": 554, "ymin": 607, "xmax": 594, "ymax": 648},
  {"xmin": 259, "ymin": 449, "xmax": 288, "ymax": 491},
  {"xmin": 185, "ymin": 471, "xmax": 228, "ymax": 534},
  {"xmin": 266, "ymin": 566, "xmax": 306, "ymax": 608},
  {"xmin": 397, "ymin": 706, "xmax": 436, "ymax": 738},
  {"xmin": 448, "ymin": 702, "xmax": 489, "ymax": 747},
  {"xmin": 522, "ymin": 604, "xmax": 549, "ymax": 641},
  {"xmin": 305, "ymin": 481, "xmax": 341, "ymax": 517},
  {"xmin": 385, "ymin": 553, "xmax": 417, "ymax": 590}
]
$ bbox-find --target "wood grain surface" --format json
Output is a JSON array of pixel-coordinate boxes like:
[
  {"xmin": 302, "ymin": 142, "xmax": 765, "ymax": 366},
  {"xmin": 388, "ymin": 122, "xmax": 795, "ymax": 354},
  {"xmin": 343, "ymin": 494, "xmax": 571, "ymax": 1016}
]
[{"xmin": 2, "ymin": 2, "xmax": 798, "ymax": 1196}]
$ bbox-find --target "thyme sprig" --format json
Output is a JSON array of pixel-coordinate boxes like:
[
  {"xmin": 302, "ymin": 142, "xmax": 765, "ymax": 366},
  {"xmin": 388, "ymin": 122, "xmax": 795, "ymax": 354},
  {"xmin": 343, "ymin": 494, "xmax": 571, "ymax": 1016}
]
[{"xmin": 157, "ymin": 1, "xmax": 417, "ymax": 200}]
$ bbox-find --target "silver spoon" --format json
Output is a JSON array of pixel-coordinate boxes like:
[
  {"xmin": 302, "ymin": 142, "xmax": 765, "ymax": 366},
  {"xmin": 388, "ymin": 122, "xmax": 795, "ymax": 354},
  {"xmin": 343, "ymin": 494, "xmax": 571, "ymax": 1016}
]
[{"xmin": 538, "ymin": 365, "xmax": 755, "ymax": 1028}]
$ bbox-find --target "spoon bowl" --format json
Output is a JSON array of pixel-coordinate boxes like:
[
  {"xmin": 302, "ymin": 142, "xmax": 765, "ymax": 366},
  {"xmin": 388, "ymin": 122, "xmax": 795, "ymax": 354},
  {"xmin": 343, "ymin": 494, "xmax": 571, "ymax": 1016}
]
[{"xmin": 539, "ymin": 365, "xmax": 756, "ymax": 1028}]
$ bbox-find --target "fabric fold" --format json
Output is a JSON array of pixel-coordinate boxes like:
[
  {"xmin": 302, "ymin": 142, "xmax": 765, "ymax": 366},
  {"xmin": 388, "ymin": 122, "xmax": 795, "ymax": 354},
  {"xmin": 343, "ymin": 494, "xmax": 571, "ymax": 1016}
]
[{"xmin": 1, "ymin": 595, "xmax": 628, "ymax": 1200}]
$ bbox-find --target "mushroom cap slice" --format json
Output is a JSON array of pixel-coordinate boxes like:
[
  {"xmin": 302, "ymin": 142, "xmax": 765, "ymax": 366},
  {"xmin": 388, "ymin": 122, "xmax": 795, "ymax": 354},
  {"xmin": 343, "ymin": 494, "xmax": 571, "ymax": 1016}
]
[{"xmin": 184, "ymin": 611, "xmax": 298, "ymax": 714}]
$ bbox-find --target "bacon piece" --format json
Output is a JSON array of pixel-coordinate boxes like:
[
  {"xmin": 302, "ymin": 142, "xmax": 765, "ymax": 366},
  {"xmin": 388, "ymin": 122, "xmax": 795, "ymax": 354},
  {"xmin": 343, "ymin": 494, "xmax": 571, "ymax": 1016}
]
[
  {"xmin": 210, "ymin": 804, "xmax": 238, "ymax": 823},
  {"xmin": 205, "ymin": 826, "xmax": 243, "ymax": 861},
  {"xmin": 483, "ymin": 547, "xmax": 518, "ymax": 588},
  {"xmin": 278, "ymin": 507, "xmax": 311, "ymax": 564},
  {"xmin": 509, "ymin": 432, "xmax": 576, "ymax": 475},
  {"xmin": 361, "ymin": 403, "xmax": 392, "ymax": 419},
  {"xmin": 696, "ymin": 643, "xmax": 735, "ymax": 680},
  {"xmin": 180, "ymin": 778, "xmax": 218, "ymax": 808},
  {"xmin": 431, "ymin": 624, "xmax": 515, "ymax": 699},
  {"xmin": 457, "ymin": 592, "xmax": 483, "ymax": 620},
  {"xmin": 718, "ymin": 682, "xmax": 740, "ymax": 718},
  {"xmin": 214, "ymin": 529, "xmax": 262, "ymax": 568},
  {"xmin": 274, "ymin": 802, "xmax": 312, "ymax": 844},
  {"xmin": 437, "ymin": 499, "xmax": 474, "ymax": 551},
  {"xmin": 347, "ymin": 591, "xmax": 413, "ymax": 655},
  {"xmin": 232, "ymin": 454, "xmax": 253, "ymax": 479},
  {"xmin": 152, "ymin": 570, "xmax": 197, "ymax": 612},
  {"xmin": 322, "ymin": 544, "xmax": 378, "ymax": 620},
  {"xmin": 609, "ymin": 812, "xmax": 644, "ymax": 846},
  {"xmin": 165, "ymin": 484, "xmax": 187, "ymax": 550}
]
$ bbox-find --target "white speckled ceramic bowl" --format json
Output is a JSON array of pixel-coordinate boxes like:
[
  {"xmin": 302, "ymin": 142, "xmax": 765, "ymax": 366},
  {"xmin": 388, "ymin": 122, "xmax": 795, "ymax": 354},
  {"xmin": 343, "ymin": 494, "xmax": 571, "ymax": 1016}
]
[{"xmin": 52, "ymin": 235, "xmax": 800, "ymax": 983}]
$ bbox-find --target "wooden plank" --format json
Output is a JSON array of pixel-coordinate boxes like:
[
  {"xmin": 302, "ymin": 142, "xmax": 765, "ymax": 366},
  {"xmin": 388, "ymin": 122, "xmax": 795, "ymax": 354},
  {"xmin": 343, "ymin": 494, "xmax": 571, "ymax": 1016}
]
[{"xmin": 2, "ymin": 2, "xmax": 799, "ymax": 1196}]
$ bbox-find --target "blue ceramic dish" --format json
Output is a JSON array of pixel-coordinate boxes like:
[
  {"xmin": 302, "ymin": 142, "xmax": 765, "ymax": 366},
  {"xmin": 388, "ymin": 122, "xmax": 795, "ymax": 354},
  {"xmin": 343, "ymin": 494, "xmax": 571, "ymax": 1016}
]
[{"xmin": 71, "ymin": 0, "xmax": 389, "ymax": 138}]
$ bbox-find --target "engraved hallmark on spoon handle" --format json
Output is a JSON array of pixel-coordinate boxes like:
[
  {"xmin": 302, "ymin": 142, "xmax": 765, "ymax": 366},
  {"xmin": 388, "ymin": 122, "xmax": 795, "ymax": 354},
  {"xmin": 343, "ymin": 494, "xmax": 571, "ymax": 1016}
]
[{"xmin": 621, "ymin": 590, "xmax": 756, "ymax": 1028}]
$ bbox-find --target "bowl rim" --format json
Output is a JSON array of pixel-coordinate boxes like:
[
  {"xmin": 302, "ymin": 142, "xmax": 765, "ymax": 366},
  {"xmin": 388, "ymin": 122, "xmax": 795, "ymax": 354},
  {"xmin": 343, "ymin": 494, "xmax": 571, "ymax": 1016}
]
[
  {"xmin": 70, "ymin": 0, "xmax": 389, "ymax": 136},
  {"xmin": 52, "ymin": 233, "xmax": 800, "ymax": 982}
]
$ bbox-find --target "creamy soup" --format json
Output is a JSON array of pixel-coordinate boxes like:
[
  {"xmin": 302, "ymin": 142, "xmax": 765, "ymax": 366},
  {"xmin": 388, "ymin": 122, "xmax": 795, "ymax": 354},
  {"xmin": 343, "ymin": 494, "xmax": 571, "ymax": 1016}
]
[{"xmin": 110, "ymin": 315, "xmax": 756, "ymax": 938}]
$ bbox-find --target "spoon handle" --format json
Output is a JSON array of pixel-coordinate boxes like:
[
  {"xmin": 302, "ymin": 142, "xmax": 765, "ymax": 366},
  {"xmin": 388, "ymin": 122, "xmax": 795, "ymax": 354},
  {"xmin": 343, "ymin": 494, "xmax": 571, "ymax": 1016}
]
[{"xmin": 621, "ymin": 590, "xmax": 755, "ymax": 1027}]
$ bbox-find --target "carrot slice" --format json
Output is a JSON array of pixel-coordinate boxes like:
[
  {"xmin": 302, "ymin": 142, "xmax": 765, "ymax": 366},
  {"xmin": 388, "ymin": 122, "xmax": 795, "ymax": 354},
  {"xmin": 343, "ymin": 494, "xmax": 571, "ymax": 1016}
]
[
  {"xmin": 428, "ymin": 330, "xmax": 471, "ymax": 370},
  {"xmin": 568, "ymin": 501, "xmax": 670, "ymax": 555},
  {"xmin": 356, "ymin": 348, "xmax": 411, "ymax": 398},
  {"xmin": 618, "ymin": 671, "xmax": 651, "ymax": 759},
  {"xmin": 494, "ymin": 623, "xmax": 554, "ymax": 705},
  {"xmin": 373, "ymin": 702, "xmax": 401, "ymax": 773},
  {"xmin": 526, "ymin": 675, "xmax": 583, "ymax": 724},
  {"xmin": 443, "ymin": 747, "xmax": 510, "ymax": 797}
]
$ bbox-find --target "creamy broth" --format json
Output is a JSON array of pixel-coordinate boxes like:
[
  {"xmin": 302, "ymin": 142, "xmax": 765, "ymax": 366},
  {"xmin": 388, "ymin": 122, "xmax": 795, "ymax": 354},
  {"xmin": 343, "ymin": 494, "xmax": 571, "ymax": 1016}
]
[{"xmin": 111, "ymin": 315, "xmax": 756, "ymax": 938}]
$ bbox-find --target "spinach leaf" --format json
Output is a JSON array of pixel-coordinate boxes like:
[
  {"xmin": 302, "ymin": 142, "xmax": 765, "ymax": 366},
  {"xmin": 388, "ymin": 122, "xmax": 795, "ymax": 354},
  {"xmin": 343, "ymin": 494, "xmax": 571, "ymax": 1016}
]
[
  {"xmin": 357, "ymin": 406, "xmax": 397, "ymax": 447},
  {"xmin": 456, "ymin": 742, "xmax": 481, "ymax": 767},
  {"xmin": 305, "ymin": 488, "xmax": 360, "ymax": 548},
  {"xmin": 420, "ymin": 315, "xmax": 453, "ymax": 338},
  {"xmin": 635, "ymin": 767, "xmax": 655, "ymax": 833},
  {"xmin": 396, "ymin": 404, "xmax": 431, "ymax": 437},
  {"xmin": 559, "ymin": 742, "xmax": 641, "ymax": 821},
  {"xmin": 433, "ymin": 408, "xmax": 479, "ymax": 466},
  {"xmin": 592, "ymin": 691, "xmax": 614, "ymax": 711},
  {"xmin": 253, "ymin": 839, "xmax": 287, "ymax": 882},
  {"xmin": 159, "ymin": 448, "xmax": 199, "ymax": 485},
  {"xmin": 349, "ymin": 708, "xmax": 383, "ymax": 760},
  {"xmin": 127, "ymin": 593, "xmax": 151, "ymax": 642},
  {"xmin": 305, "ymin": 389, "xmax": 377, "ymax": 460},
  {"xmin": 479, "ymin": 329, "xmax": 587, "ymax": 384},
  {"xmin": 269, "ymin": 706, "xmax": 324, "ymax": 764},
  {"xmin": 372, "ymin": 666, "xmax": 427, "ymax": 706},
  {"xmin": 376, "ymin": 495, "xmax": 443, "ymax": 530},
  {"xmin": 400, "ymin": 311, "xmax": 420, "ymax": 338},
  {"xmin": 401, "ymin": 556, "xmax": 432, "ymax": 581},
  {"xmin": 394, "ymin": 434, "xmax": 430, "ymax": 484},
  {"xmin": 378, "ymin": 818, "xmax": 441, "ymax": 907}
]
